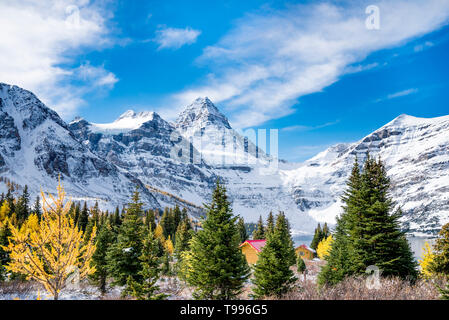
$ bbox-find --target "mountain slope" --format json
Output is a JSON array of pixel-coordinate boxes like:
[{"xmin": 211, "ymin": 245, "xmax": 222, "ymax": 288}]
[
  {"xmin": 0, "ymin": 83, "xmax": 159, "ymax": 209},
  {"xmin": 282, "ymin": 114, "xmax": 449, "ymax": 236},
  {"xmin": 68, "ymin": 108, "xmax": 218, "ymax": 215}
]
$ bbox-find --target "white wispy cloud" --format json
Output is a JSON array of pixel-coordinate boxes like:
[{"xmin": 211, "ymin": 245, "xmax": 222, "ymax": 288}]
[
  {"xmin": 281, "ymin": 120, "xmax": 340, "ymax": 132},
  {"xmin": 375, "ymin": 88, "xmax": 419, "ymax": 102},
  {"xmin": 171, "ymin": 0, "xmax": 449, "ymax": 128},
  {"xmin": 387, "ymin": 88, "xmax": 419, "ymax": 99},
  {"xmin": 0, "ymin": 0, "xmax": 117, "ymax": 118},
  {"xmin": 154, "ymin": 26, "xmax": 201, "ymax": 50}
]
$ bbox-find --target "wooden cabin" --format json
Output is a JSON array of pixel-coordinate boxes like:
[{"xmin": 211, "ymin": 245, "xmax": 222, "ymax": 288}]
[
  {"xmin": 295, "ymin": 244, "xmax": 315, "ymax": 260},
  {"xmin": 239, "ymin": 240, "xmax": 266, "ymax": 264}
]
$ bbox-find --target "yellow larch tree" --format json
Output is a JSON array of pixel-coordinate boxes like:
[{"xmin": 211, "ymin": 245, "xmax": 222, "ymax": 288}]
[
  {"xmin": 418, "ymin": 241, "xmax": 435, "ymax": 279},
  {"xmin": 3, "ymin": 178, "xmax": 97, "ymax": 300},
  {"xmin": 316, "ymin": 235, "xmax": 333, "ymax": 260},
  {"xmin": 0, "ymin": 201, "xmax": 10, "ymax": 224},
  {"xmin": 164, "ymin": 236, "xmax": 174, "ymax": 255}
]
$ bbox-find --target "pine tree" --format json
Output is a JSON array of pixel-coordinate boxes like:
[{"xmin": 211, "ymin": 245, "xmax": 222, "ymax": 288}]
[
  {"xmin": 252, "ymin": 212, "xmax": 297, "ymax": 298},
  {"xmin": 106, "ymin": 187, "xmax": 144, "ymax": 286},
  {"xmin": 173, "ymin": 205, "xmax": 182, "ymax": 236},
  {"xmin": 5, "ymin": 189, "xmax": 15, "ymax": 217},
  {"xmin": 266, "ymin": 211, "xmax": 275, "ymax": 236},
  {"xmin": 318, "ymin": 155, "xmax": 417, "ymax": 285},
  {"xmin": 15, "ymin": 185, "xmax": 30, "ymax": 225},
  {"xmin": 145, "ymin": 209, "xmax": 156, "ymax": 232},
  {"xmin": 124, "ymin": 229, "xmax": 166, "ymax": 300},
  {"xmin": 160, "ymin": 207, "xmax": 175, "ymax": 239},
  {"xmin": 322, "ymin": 222, "xmax": 330, "ymax": 238},
  {"xmin": 110, "ymin": 206, "xmax": 122, "ymax": 231},
  {"xmin": 31, "ymin": 196, "xmax": 41, "ymax": 219},
  {"xmin": 252, "ymin": 215, "xmax": 265, "ymax": 240},
  {"xmin": 90, "ymin": 222, "xmax": 115, "ymax": 294},
  {"xmin": 237, "ymin": 217, "xmax": 248, "ymax": 243},
  {"xmin": 84, "ymin": 204, "xmax": 100, "ymax": 243},
  {"xmin": 430, "ymin": 223, "xmax": 449, "ymax": 276},
  {"xmin": 0, "ymin": 217, "xmax": 12, "ymax": 280},
  {"xmin": 184, "ymin": 180, "xmax": 250, "ymax": 299},
  {"xmin": 297, "ymin": 255, "xmax": 306, "ymax": 274},
  {"xmin": 310, "ymin": 223, "xmax": 322, "ymax": 250},
  {"xmin": 174, "ymin": 219, "xmax": 192, "ymax": 260},
  {"xmin": 78, "ymin": 202, "xmax": 89, "ymax": 232}
]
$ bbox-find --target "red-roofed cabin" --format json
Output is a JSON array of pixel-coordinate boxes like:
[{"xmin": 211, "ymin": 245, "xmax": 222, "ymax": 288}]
[
  {"xmin": 295, "ymin": 244, "xmax": 316, "ymax": 260},
  {"xmin": 239, "ymin": 240, "xmax": 266, "ymax": 264}
]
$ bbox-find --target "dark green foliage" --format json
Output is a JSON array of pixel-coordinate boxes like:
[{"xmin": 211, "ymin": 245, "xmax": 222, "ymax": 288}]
[
  {"xmin": 266, "ymin": 211, "xmax": 275, "ymax": 236},
  {"xmin": 252, "ymin": 215, "xmax": 265, "ymax": 240},
  {"xmin": 31, "ymin": 195, "xmax": 41, "ymax": 219},
  {"xmin": 90, "ymin": 222, "xmax": 115, "ymax": 293},
  {"xmin": 310, "ymin": 223, "xmax": 323, "ymax": 251},
  {"xmin": 160, "ymin": 207, "xmax": 175, "ymax": 239},
  {"xmin": 237, "ymin": 217, "xmax": 248, "ymax": 243},
  {"xmin": 297, "ymin": 255, "xmax": 306, "ymax": 274},
  {"xmin": 144, "ymin": 209, "xmax": 156, "ymax": 232},
  {"xmin": 15, "ymin": 185, "xmax": 30, "ymax": 225},
  {"xmin": 185, "ymin": 180, "xmax": 250, "ymax": 300},
  {"xmin": 318, "ymin": 155, "xmax": 417, "ymax": 286},
  {"xmin": 252, "ymin": 212, "xmax": 297, "ymax": 298},
  {"xmin": 161, "ymin": 252, "xmax": 172, "ymax": 276},
  {"xmin": 78, "ymin": 202, "xmax": 89, "ymax": 232},
  {"xmin": 106, "ymin": 188, "xmax": 145, "ymax": 286},
  {"xmin": 0, "ymin": 222, "xmax": 12, "ymax": 281},
  {"xmin": 124, "ymin": 229, "xmax": 166, "ymax": 300},
  {"xmin": 439, "ymin": 282, "xmax": 449, "ymax": 300},
  {"xmin": 174, "ymin": 218, "xmax": 192, "ymax": 259}
]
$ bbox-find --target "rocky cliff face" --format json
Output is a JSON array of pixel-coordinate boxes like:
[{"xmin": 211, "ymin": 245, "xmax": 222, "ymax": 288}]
[{"xmin": 0, "ymin": 83, "xmax": 159, "ymax": 209}]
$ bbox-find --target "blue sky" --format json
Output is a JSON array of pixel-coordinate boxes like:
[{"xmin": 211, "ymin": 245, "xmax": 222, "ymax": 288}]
[{"xmin": 1, "ymin": 0, "xmax": 449, "ymax": 161}]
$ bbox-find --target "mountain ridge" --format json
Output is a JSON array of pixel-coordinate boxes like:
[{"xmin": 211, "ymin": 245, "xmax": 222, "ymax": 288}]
[{"xmin": 1, "ymin": 82, "xmax": 448, "ymax": 235}]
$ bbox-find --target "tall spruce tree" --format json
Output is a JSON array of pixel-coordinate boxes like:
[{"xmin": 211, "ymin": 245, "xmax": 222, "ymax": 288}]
[
  {"xmin": 185, "ymin": 180, "xmax": 250, "ymax": 299},
  {"xmin": 266, "ymin": 211, "xmax": 275, "ymax": 236},
  {"xmin": 252, "ymin": 215, "xmax": 265, "ymax": 240},
  {"xmin": 124, "ymin": 228, "xmax": 166, "ymax": 300},
  {"xmin": 106, "ymin": 188, "xmax": 145, "ymax": 286},
  {"xmin": 78, "ymin": 202, "xmax": 89, "ymax": 232},
  {"xmin": 310, "ymin": 223, "xmax": 323, "ymax": 250},
  {"xmin": 90, "ymin": 222, "xmax": 115, "ymax": 293},
  {"xmin": 15, "ymin": 185, "xmax": 30, "ymax": 225},
  {"xmin": 252, "ymin": 212, "xmax": 297, "ymax": 298},
  {"xmin": 318, "ymin": 155, "xmax": 417, "ymax": 285},
  {"xmin": 237, "ymin": 217, "xmax": 248, "ymax": 243},
  {"xmin": 31, "ymin": 196, "xmax": 41, "ymax": 219}
]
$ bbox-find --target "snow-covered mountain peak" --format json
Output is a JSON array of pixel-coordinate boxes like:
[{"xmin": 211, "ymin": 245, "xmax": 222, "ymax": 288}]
[
  {"xmin": 88, "ymin": 110, "xmax": 157, "ymax": 134},
  {"xmin": 385, "ymin": 113, "xmax": 449, "ymax": 129},
  {"xmin": 175, "ymin": 97, "xmax": 231, "ymax": 132}
]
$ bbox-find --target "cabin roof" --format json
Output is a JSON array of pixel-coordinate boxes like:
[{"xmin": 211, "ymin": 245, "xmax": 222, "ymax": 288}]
[
  {"xmin": 239, "ymin": 240, "xmax": 266, "ymax": 252},
  {"xmin": 296, "ymin": 244, "xmax": 316, "ymax": 253}
]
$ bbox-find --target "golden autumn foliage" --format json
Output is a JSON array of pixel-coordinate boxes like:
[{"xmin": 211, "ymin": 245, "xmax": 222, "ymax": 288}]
[
  {"xmin": 164, "ymin": 236, "xmax": 174, "ymax": 255},
  {"xmin": 154, "ymin": 223, "xmax": 164, "ymax": 241},
  {"xmin": 418, "ymin": 241, "xmax": 435, "ymax": 279},
  {"xmin": 0, "ymin": 201, "xmax": 10, "ymax": 224},
  {"xmin": 2, "ymin": 178, "xmax": 97, "ymax": 300},
  {"xmin": 317, "ymin": 235, "xmax": 333, "ymax": 260}
]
